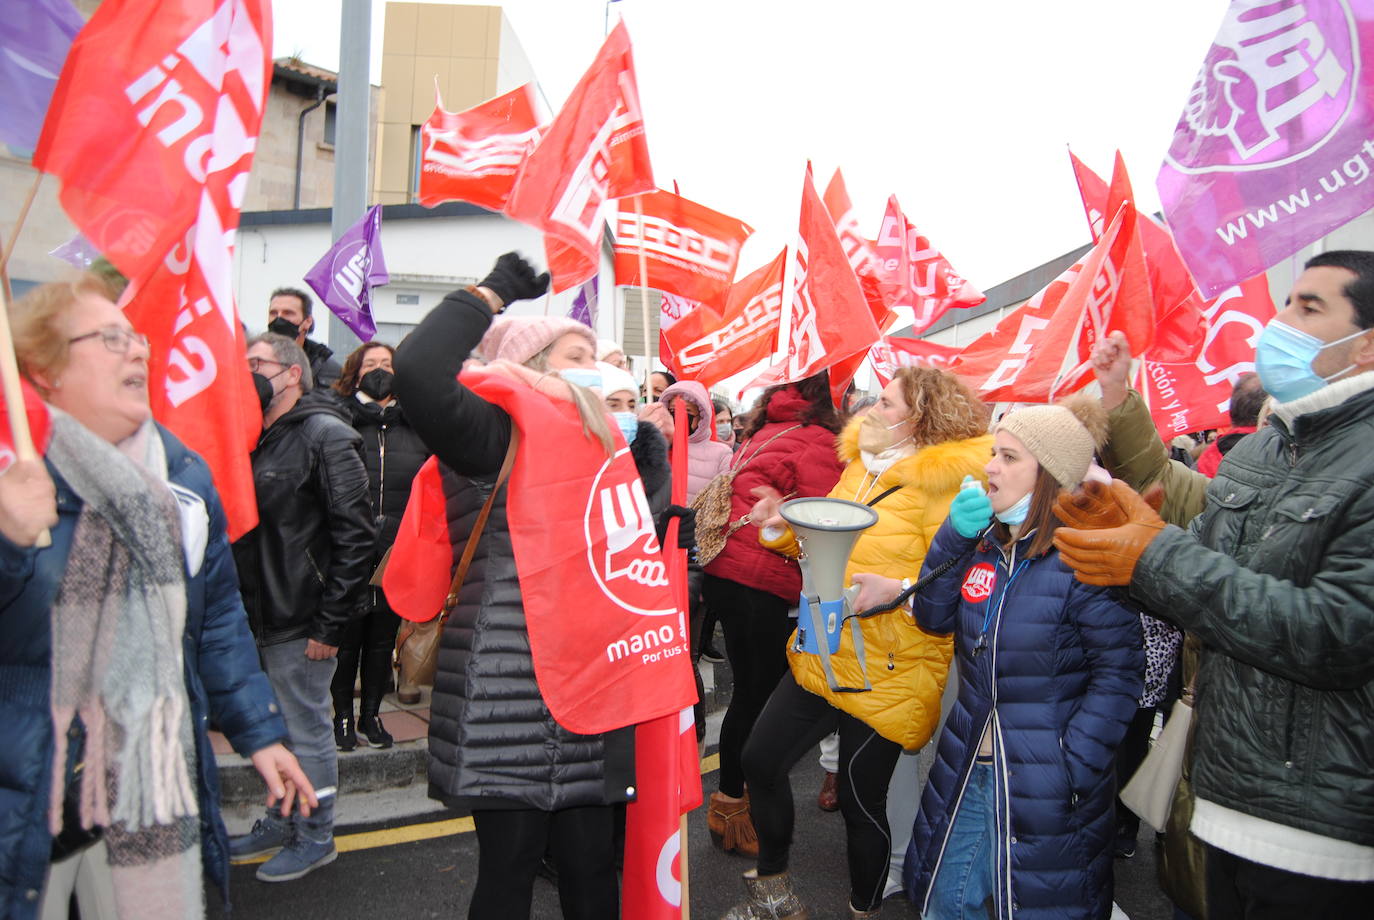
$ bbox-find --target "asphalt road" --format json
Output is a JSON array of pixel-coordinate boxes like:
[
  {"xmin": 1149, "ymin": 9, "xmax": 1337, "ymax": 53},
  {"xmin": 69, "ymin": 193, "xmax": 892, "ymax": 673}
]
[{"xmin": 210, "ymin": 754, "xmax": 1173, "ymax": 920}]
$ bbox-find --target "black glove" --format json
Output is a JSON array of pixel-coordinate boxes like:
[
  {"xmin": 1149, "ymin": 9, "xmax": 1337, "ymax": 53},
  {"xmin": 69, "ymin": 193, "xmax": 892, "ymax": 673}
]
[
  {"xmin": 479, "ymin": 252, "xmax": 550, "ymax": 307},
  {"xmin": 655, "ymin": 504, "xmax": 697, "ymax": 551}
]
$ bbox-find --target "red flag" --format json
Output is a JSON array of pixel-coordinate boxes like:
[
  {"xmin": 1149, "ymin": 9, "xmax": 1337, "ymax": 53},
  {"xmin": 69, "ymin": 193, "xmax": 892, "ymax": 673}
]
[
  {"xmin": 874, "ymin": 196, "xmax": 985, "ymax": 336},
  {"xmin": 868, "ymin": 337, "xmax": 963, "ymax": 387},
  {"xmin": 1135, "ymin": 275, "xmax": 1274, "ymax": 438},
  {"xmin": 505, "ymin": 21, "xmax": 653, "ymax": 292},
  {"xmin": 661, "ymin": 249, "xmax": 787, "ymax": 389},
  {"xmin": 417, "ymin": 84, "xmax": 541, "ymax": 211},
  {"xmin": 624, "ymin": 399, "xmax": 702, "ymax": 920},
  {"xmin": 36, "ymin": 0, "xmax": 271, "ymax": 538},
  {"xmin": 953, "ymin": 204, "xmax": 1139, "ymax": 402},
  {"xmin": 747, "ymin": 169, "xmax": 881, "ymax": 391},
  {"xmin": 822, "ymin": 168, "xmax": 890, "ymax": 327},
  {"xmin": 1070, "ymin": 150, "xmax": 1205, "ymax": 363},
  {"xmin": 381, "ymin": 455, "xmax": 451, "ymax": 622},
  {"xmin": 613, "ymin": 190, "xmax": 752, "ymax": 310},
  {"xmin": 0, "ymin": 376, "xmax": 52, "ymax": 473}
]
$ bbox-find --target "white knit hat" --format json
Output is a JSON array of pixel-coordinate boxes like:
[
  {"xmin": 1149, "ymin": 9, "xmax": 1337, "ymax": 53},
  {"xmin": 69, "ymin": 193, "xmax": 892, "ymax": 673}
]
[
  {"xmin": 597, "ymin": 361, "xmax": 639, "ymax": 399},
  {"xmin": 995, "ymin": 404, "xmax": 1096, "ymax": 489}
]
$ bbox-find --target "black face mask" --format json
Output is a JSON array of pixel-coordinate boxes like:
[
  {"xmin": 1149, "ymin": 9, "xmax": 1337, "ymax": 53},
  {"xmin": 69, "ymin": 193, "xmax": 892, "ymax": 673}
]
[
  {"xmin": 358, "ymin": 368, "xmax": 394, "ymax": 400},
  {"xmin": 267, "ymin": 316, "xmax": 301, "ymax": 339},
  {"xmin": 251, "ymin": 372, "xmax": 275, "ymax": 412}
]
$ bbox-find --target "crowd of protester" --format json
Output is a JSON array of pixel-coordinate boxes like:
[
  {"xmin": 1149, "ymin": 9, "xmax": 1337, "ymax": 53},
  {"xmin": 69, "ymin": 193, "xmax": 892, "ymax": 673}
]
[{"xmin": 3, "ymin": 249, "xmax": 1373, "ymax": 920}]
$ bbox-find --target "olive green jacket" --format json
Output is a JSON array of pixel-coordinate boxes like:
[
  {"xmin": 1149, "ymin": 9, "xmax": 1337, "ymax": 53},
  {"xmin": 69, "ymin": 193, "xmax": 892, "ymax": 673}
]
[{"xmin": 1101, "ymin": 386, "xmax": 1374, "ymax": 846}]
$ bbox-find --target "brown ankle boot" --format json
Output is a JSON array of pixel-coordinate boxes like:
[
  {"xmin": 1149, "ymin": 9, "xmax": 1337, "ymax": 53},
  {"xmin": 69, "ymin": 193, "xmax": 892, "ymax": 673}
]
[
  {"xmin": 719, "ymin": 868, "xmax": 807, "ymax": 920},
  {"xmin": 849, "ymin": 902, "xmax": 881, "ymax": 919},
  {"xmin": 707, "ymin": 792, "xmax": 759, "ymax": 858}
]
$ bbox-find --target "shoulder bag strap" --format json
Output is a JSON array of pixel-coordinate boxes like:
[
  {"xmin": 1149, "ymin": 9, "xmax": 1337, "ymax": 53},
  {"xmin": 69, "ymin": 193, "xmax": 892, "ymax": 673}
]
[
  {"xmin": 730, "ymin": 423, "xmax": 803, "ymax": 473},
  {"xmin": 442, "ymin": 428, "xmax": 520, "ymax": 617},
  {"xmin": 865, "ymin": 485, "xmax": 901, "ymax": 507}
]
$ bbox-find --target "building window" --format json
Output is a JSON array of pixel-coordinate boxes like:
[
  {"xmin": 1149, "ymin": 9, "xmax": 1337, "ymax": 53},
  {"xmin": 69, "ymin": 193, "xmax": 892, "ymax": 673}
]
[
  {"xmin": 409, "ymin": 125, "xmax": 422, "ymax": 202},
  {"xmin": 323, "ymin": 101, "xmax": 337, "ymax": 147},
  {"xmin": 396, "ymin": 293, "xmax": 420, "ymax": 305}
]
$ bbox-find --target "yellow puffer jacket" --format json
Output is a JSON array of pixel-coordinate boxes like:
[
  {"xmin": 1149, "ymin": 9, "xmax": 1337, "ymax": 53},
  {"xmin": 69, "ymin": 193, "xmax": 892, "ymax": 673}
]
[{"xmin": 762, "ymin": 421, "xmax": 992, "ymax": 750}]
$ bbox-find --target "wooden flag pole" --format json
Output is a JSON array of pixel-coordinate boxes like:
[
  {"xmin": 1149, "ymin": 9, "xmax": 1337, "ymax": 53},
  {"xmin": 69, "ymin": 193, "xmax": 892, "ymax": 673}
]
[
  {"xmin": 634, "ymin": 194, "xmax": 654, "ymax": 393},
  {"xmin": 680, "ymin": 812, "xmax": 691, "ymax": 919},
  {"xmin": 0, "ymin": 172, "xmax": 44, "ymax": 280},
  {"xmin": 0, "ymin": 280, "xmax": 51, "ymax": 548}
]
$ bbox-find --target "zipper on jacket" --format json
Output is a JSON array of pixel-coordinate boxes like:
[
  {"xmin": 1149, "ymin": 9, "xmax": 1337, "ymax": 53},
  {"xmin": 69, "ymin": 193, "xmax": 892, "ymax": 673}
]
[
  {"xmin": 989, "ymin": 545, "xmax": 1017, "ymax": 917},
  {"xmin": 377, "ymin": 425, "xmax": 388, "ymax": 518},
  {"xmin": 305, "ymin": 548, "xmax": 326, "ymax": 587}
]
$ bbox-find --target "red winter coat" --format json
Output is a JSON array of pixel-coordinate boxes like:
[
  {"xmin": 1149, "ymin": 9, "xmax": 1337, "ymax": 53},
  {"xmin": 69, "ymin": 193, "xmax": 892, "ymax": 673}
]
[{"xmin": 702, "ymin": 388, "xmax": 844, "ymax": 601}]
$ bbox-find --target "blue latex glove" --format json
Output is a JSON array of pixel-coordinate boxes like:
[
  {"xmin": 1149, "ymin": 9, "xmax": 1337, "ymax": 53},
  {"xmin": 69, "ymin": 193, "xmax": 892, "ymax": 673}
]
[{"xmin": 949, "ymin": 475, "xmax": 993, "ymax": 538}]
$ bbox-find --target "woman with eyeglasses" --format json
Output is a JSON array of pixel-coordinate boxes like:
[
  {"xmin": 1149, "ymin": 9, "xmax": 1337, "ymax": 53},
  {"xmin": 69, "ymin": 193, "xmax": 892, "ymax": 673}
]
[{"xmin": 0, "ymin": 277, "xmax": 315, "ymax": 919}]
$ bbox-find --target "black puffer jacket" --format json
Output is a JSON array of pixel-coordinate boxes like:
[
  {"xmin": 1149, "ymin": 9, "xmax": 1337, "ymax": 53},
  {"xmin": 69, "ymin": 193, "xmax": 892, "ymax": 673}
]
[
  {"xmin": 304, "ymin": 338, "xmax": 342, "ymax": 389},
  {"xmin": 344, "ymin": 397, "xmax": 432, "ymax": 560},
  {"xmin": 394, "ymin": 289, "xmax": 635, "ymax": 812},
  {"xmin": 234, "ymin": 390, "xmax": 375, "ymax": 647}
]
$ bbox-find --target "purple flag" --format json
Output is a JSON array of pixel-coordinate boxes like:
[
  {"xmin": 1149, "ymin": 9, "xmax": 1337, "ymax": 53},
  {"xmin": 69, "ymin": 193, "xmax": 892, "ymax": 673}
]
[
  {"xmin": 0, "ymin": 0, "xmax": 82, "ymax": 153},
  {"xmin": 1157, "ymin": 0, "xmax": 1374, "ymax": 297},
  {"xmin": 304, "ymin": 205, "xmax": 389, "ymax": 341},
  {"xmin": 569, "ymin": 274, "xmax": 599, "ymax": 327}
]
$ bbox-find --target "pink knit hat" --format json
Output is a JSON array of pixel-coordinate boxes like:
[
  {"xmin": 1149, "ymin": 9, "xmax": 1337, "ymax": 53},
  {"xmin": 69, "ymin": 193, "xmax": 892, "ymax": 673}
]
[{"xmin": 478, "ymin": 316, "xmax": 596, "ymax": 366}]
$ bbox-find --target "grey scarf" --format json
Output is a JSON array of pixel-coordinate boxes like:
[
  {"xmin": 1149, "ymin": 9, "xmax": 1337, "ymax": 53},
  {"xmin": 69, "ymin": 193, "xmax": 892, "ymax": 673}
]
[{"xmin": 46, "ymin": 413, "xmax": 202, "ymax": 919}]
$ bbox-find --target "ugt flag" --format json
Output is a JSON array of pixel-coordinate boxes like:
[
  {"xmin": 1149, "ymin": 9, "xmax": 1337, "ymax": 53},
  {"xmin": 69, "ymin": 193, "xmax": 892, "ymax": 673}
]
[
  {"xmin": 304, "ymin": 204, "xmax": 389, "ymax": 341},
  {"xmin": 1157, "ymin": 0, "xmax": 1374, "ymax": 296},
  {"xmin": 0, "ymin": 0, "xmax": 81, "ymax": 153},
  {"xmin": 35, "ymin": 0, "xmax": 273, "ymax": 540}
]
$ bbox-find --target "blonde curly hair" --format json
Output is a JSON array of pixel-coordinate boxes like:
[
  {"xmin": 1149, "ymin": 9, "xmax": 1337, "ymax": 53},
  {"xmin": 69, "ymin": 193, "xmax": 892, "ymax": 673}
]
[{"xmin": 893, "ymin": 366, "xmax": 990, "ymax": 447}]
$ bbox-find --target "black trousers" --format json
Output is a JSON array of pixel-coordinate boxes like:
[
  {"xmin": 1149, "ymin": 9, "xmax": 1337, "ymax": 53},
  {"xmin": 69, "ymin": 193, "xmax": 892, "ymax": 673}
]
[
  {"xmin": 331, "ymin": 586, "xmax": 400, "ymax": 718},
  {"xmin": 1113, "ymin": 705, "xmax": 1157, "ymax": 840},
  {"xmin": 1205, "ymin": 842, "xmax": 1374, "ymax": 919},
  {"xmin": 469, "ymin": 806, "xmax": 618, "ymax": 920},
  {"xmin": 703, "ymin": 574, "xmax": 796, "ymax": 797},
  {"xmin": 743, "ymin": 672, "xmax": 902, "ymax": 911}
]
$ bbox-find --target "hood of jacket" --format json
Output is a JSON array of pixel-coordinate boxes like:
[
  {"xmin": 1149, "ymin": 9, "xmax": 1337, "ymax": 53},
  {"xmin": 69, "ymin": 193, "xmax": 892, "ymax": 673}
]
[
  {"xmin": 761, "ymin": 386, "xmax": 814, "ymax": 425},
  {"xmin": 837, "ymin": 417, "xmax": 991, "ymax": 496},
  {"xmin": 660, "ymin": 379, "xmax": 715, "ymax": 444}
]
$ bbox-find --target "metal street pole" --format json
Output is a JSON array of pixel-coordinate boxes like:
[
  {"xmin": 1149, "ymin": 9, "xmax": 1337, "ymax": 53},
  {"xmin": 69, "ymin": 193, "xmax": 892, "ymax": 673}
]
[{"xmin": 328, "ymin": 0, "xmax": 372, "ymax": 355}]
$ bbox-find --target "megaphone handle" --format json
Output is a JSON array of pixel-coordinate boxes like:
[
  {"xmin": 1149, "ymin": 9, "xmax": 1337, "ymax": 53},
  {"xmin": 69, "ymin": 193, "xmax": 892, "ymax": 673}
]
[{"xmin": 853, "ymin": 540, "xmax": 982, "ymax": 619}]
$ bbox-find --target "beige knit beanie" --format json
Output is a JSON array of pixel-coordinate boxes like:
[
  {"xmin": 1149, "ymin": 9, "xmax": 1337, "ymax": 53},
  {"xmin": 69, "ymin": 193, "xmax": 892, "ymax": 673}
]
[
  {"xmin": 478, "ymin": 316, "xmax": 596, "ymax": 366},
  {"xmin": 994, "ymin": 394, "xmax": 1107, "ymax": 489}
]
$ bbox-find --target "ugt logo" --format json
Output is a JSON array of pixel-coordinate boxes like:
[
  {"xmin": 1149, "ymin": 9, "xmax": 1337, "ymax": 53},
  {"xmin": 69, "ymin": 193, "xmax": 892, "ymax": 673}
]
[
  {"xmin": 584, "ymin": 448, "xmax": 675, "ymax": 617},
  {"xmin": 1167, "ymin": 0, "xmax": 1357, "ymax": 171},
  {"xmin": 961, "ymin": 562, "xmax": 997, "ymax": 604}
]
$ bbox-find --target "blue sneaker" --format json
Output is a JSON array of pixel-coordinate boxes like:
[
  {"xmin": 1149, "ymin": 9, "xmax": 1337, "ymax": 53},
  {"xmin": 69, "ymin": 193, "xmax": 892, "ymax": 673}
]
[
  {"xmin": 255, "ymin": 835, "xmax": 337, "ymax": 882},
  {"xmin": 229, "ymin": 817, "xmax": 292, "ymax": 863}
]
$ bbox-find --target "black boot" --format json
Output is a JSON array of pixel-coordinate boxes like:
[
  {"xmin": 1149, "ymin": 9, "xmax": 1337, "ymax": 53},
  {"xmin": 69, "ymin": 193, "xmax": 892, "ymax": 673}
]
[
  {"xmin": 358, "ymin": 712, "xmax": 393, "ymax": 748},
  {"xmin": 358, "ymin": 635, "xmax": 395, "ymax": 748},
  {"xmin": 334, "ymin": 712, "xmax": 357, "ymax": 752}
]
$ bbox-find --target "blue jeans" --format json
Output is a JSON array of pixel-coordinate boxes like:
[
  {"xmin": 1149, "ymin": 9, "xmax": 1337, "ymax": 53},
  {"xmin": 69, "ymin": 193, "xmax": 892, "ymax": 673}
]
[
  {"xmin": 926, "ymin": 762, "xmax": 996, "ymax": 920},
  {"xmin": 261, "ymin": 638, "xmax": 338, "ymax": 842}
]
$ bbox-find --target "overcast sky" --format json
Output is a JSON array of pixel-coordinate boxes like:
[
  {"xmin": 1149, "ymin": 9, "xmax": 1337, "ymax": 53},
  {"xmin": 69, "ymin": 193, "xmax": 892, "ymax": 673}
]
[{"xmin": 272, "ymin": 0, "xmax": 1230, "ymax": 293}]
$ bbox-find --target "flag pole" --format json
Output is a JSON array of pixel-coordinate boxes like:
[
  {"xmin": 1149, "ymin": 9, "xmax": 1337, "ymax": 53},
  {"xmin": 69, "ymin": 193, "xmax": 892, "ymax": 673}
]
[
  {"xmin": 0, "ymin": 281, "xmax": 50, "ymax": 548},
  {"xmin": 680, "ymin": 812, "xmax": 691, "ymax": 920},
  {"xmin": 0, "ymin": 173, "xmax": 44, "ymax": 300},
  {"xmin": 635, "ymin": 194, "xmax": 654, "ymax": 389}
]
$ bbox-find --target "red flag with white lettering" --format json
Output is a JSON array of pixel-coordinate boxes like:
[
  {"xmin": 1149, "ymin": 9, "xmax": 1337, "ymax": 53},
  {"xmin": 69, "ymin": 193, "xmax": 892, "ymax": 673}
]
[
  {"xmin": 505, "ymin": 21, "xmax": 653, "ymax": 292},
  {"xmin": 661, "ymin": 249, "xmax": 787, "ymax": 389},
  {"xmin": 874, "ymin": 196, "xmax": 985, "ymax": 336},
  {"xmin": 417, "ymin": 84, "xmax": 541, "ymax": 211},
  {"xmin": 953, "ymin": 204, "xmax": 1139, "ymax": 403},
  {"xmin": 869, "ymin": 337, "xmax": 964, "ymax": 387},
  {"xmin": 34, "ymin": 0, "xmax": 270, "ymax": 538},
  {"xmin": 822, "ymin": 168, "xmax": 891, "ymax": 329},
  {"xmin": 748, "ymin": 169, "xmax": 881, "ymax": 390},
  {"xmin": 613, "ymin": 190, "xmax": 752, "ymax": 310},
  {"xmin": 1135, "ymin": 275, "xmax": 1274, "ymax": 437}
]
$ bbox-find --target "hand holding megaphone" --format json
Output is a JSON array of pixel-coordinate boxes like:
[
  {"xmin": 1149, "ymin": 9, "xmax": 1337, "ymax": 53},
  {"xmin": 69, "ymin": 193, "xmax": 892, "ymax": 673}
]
[
  {"xmin": 749, "ymin": 485, "xmax": 787, "ymax": 531},
  {"xmin": 850, "ymin": 572, "xmax": 903, "ymax": 613}
]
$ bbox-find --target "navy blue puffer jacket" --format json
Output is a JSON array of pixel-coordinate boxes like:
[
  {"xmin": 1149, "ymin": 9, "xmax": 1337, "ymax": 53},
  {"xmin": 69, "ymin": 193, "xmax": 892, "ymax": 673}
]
[
  {"xmin": 0, "ymin": 427, "xmax": 287, "ymax": 919},
  {"xmin": 904, "ymin": 521, "xmax": 1143, "ymax": 920}
]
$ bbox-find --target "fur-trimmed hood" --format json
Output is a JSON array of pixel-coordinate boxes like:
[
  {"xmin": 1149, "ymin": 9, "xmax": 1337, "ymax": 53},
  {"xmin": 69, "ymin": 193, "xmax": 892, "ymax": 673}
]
[{"xmin": 836, "ymin": 417, "xmax": 992, "ymax": 498}]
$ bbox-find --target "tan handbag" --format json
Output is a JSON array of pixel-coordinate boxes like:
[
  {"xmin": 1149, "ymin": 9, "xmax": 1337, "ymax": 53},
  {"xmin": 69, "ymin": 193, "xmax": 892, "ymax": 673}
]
[
  {"xmin": 1156, "ymin": 673, "xmax": 1209, "ymax": 920},
  {"xmin": 393, "ymin": 433, "xmax": 519, "ymax": 694},
  {"xmin": 1120, "ymin": 695, "xmax": 1193, "ymax": 831},
  {"xmin": 691, "ymin": 424, "xmax": 800, "ymax": 566}
]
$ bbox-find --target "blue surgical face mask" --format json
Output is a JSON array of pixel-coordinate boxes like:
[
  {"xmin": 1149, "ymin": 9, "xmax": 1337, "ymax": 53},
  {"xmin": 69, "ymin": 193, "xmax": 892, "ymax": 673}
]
[
  {"xmin": 995, "ymin": 491, "xmax": 1032, "ymax": 526},
  {"xmin": 613, "ymin": 411, "xmax": 639, "ymax": 444},
  {"xmin": 559, "ymin": 367, "xmax": 602, "ymax": 391},
  {"xmin": 1255, "ymin": 319, "xmax": 1365, "ymax": 403}
]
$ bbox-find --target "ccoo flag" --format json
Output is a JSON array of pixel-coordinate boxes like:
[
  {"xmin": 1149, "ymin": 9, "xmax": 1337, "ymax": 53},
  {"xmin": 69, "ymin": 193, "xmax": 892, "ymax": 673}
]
[{"xmin": 304, "ymin": 204, "xmax": 389, "ymax": 341}]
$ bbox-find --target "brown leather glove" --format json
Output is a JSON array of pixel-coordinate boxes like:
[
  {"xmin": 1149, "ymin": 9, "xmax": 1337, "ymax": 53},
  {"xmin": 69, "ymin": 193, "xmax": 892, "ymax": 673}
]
[{"xmin": 1051, "ymin": 479, "xmax": 1167, "ymax": 586}]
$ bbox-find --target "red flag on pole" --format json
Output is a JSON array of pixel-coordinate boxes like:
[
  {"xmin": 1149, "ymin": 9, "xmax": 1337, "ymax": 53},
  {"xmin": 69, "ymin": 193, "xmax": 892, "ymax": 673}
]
[
  {"xmin": 661, "ymin": 249, "xmax": 787, "ymax": 389},
  {"xmin": 1135, "ymin": 274, "xmax": 1274, "ymax": 438},
  {"xmin": 34, "ymin": 0, "xmax": 271, "ymax": 539},
  {"xmin": 417, "ymin": 83, "xmax": 541, "ymax": 211},
  {"xmin": 822, "ymin": 168, "xmax": 891, "ymax": 328},
  {"xmin": 613, "ymin": 189, "xmax": 752, "ymax": 310},
  {"xmin": 747, "ymin": 169, "xmax": 881, "ymax": 391},
  {"xmin": 868, "ymin": 337, "xmax": 963, "ymax": 387},
  {"xmin": 624, "ymin": 399, "xmax": 702, "ymax": 920},
  {"xmin": 505, "ymin": 21, "xmax": 653, "ymax": 292},
  {"xmin": 874, "ymin": 195, "xmax": 985, "ymax": 336}
]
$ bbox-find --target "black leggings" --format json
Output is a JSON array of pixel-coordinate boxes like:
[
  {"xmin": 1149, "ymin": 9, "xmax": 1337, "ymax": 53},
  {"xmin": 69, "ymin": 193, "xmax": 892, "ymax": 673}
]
[
  {"xmin": 703, "ymin": 574, "xmax": 796, "ymax": 797},
  {"xmin": 331, "ymin": 586, "xmax": 401, "ymax": 716},
  {"xmin": 468, "ymin": 805, "xmax": 618, "ymax": 920},
  {"xmin": 742, "ymin": 673, "xmax": 902, "ymax": 912}
]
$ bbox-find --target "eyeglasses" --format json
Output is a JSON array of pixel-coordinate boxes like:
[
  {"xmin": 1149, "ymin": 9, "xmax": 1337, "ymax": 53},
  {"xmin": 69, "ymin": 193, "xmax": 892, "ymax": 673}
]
[
  {"xmin": 247, "ymin": 357, "xmax": 287, "ymax": 373},
  {"xmin": 68, "ymin": 326, "xmax": 149, "ymax": 354}
]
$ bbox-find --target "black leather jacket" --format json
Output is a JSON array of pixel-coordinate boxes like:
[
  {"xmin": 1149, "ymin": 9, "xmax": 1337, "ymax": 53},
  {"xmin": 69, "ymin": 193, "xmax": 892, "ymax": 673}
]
[{"xmin": 234, "ymin": 390, "xmax": 375, "ymax": 646}]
